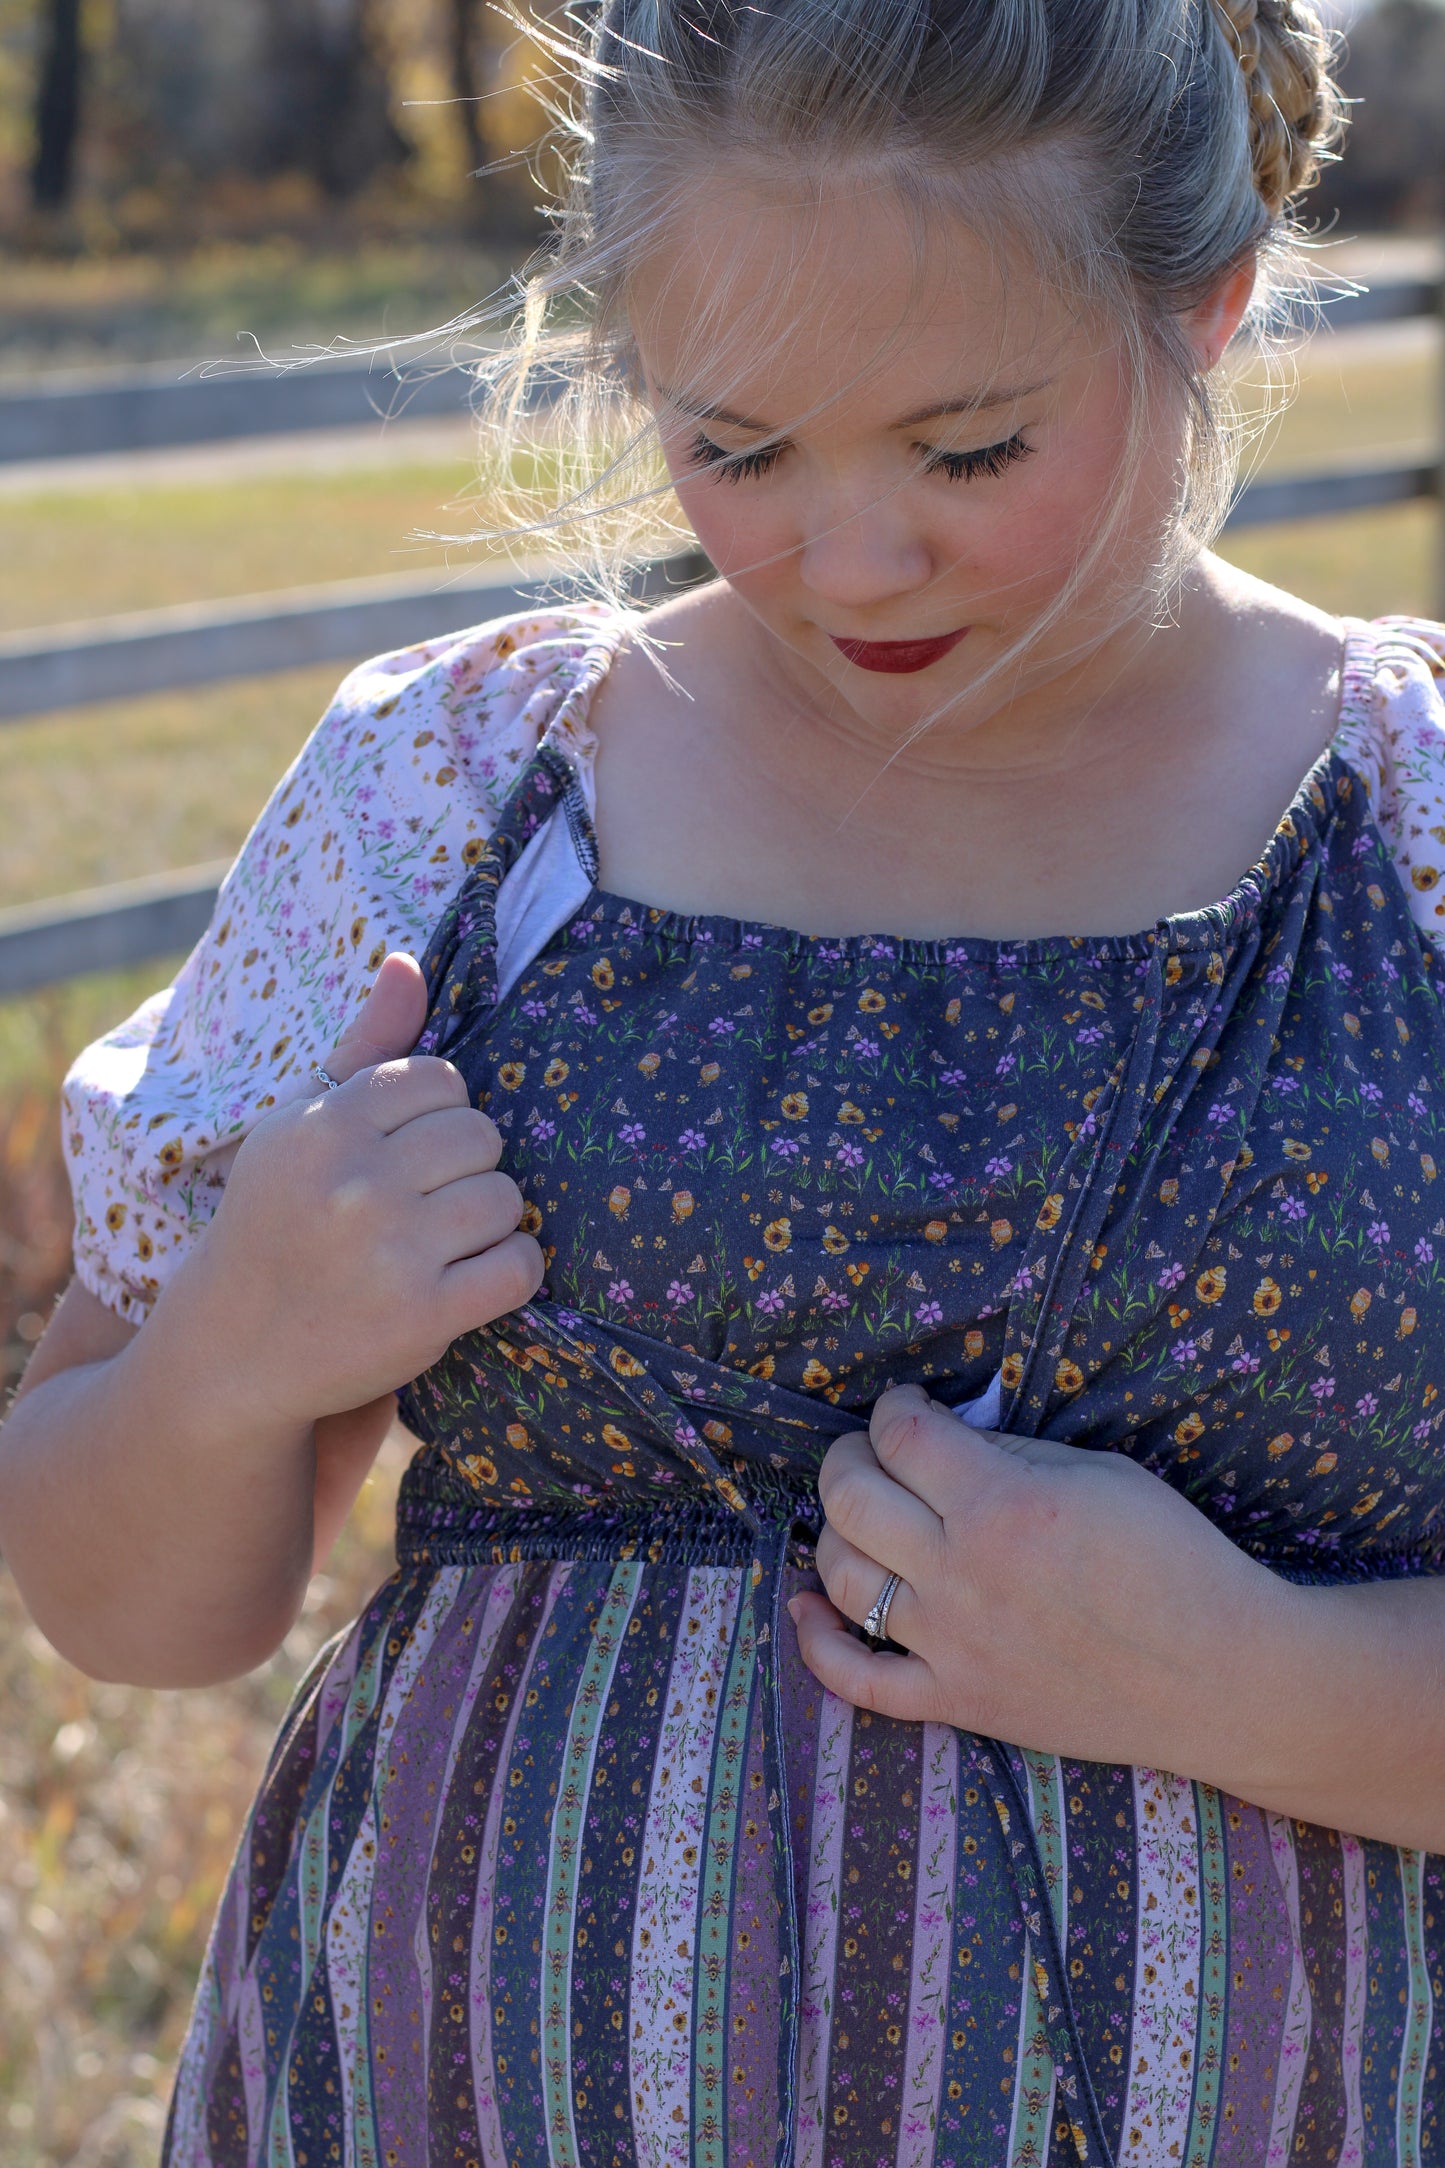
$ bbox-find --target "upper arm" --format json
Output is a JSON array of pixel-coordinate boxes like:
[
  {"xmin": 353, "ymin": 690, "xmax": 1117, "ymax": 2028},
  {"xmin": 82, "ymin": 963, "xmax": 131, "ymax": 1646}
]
[
  {"xmin": 61, "ymin": 607, "xmax": 598, "ymax": 1330},
  {"xmin": 9, "ymin": 1278, "xmax": 137, "ymax": 1410}
]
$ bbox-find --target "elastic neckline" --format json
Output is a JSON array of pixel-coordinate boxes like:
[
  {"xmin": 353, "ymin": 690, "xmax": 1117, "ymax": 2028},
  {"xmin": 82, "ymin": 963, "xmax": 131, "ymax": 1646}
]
[{"xmin": 545, "ymin": 613, "xmax": 1380, "ymax": 968}]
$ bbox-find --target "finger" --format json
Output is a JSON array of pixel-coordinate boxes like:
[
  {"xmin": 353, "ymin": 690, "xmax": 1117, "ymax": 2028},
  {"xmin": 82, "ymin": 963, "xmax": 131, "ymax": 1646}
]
[
  {"xmin": 423, "ymin": 1171, "xmax": 526, "ymax": 1263},
  {"xmin": 348, "ymin": 1055, "xmax": 473, "ymax": 1136},
  {"xmin": 324, "ymin": 952, "xmax": 430, "ymax": 1083},
  {"xmin": 869, "ymin": 1381, "xmax": 998, "ymax": 1514},
  {"xmin": 817, "ymin": 1431, "xmax": 941, "ymax": 1563},
  {"xmin": 390, "ymin": 1103, "xmax": 505, "ymax": 1189},
  {"xmin": 815, "ymin": 1524, "xmax": 922, "ymax": 1648},
  {"xmin": 788, "ymin": 1591, "xmax": 934, "ymax": 1721},
  {"xmin": 438, "ymin": 1229, "xmax": 546, "ymax": 1336}
]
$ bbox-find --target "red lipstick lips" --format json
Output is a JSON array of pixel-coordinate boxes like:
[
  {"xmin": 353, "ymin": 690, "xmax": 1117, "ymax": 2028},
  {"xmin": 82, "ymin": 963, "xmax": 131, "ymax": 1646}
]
[{"xmin": 829, "ymin": 628, "xmax": 969, "ymax": 675}]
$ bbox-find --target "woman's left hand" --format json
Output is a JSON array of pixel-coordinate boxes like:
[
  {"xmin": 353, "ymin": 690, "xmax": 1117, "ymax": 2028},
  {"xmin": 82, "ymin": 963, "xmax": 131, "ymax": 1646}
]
[{"xmin": 790, "ymin": 1382, "xmax": 1288, "ymax": 1774}]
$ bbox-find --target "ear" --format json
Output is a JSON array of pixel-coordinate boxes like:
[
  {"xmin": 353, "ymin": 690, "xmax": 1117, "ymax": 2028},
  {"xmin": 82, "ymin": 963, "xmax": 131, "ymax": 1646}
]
[{"xmin": 1182, "ymin": 256, "xmax": 1258, "ymax": 373}]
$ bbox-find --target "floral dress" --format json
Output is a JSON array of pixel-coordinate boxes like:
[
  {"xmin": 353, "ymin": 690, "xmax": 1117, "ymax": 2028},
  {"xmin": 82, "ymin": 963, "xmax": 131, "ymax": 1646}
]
[{"xmin": 61, "ymin": 608, "xmax": 1445, "ymax": 2166}]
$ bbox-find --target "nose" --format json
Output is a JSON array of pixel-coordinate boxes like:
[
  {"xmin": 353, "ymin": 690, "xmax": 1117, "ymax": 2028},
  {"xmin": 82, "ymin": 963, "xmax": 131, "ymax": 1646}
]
[{"xmin": 795, "ymin": 485, "xmax": 935, "ymax": 613}]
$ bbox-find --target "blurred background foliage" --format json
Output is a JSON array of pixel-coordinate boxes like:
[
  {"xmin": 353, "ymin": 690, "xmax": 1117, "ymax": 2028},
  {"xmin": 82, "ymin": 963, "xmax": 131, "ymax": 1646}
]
[
  {"xmin": 0, "ymin": 1, "xmax": 1443, "ymax": 319},
  {"xmin": 0, "ymin": 1, "xmax": 1443, "ymax": 2162}
]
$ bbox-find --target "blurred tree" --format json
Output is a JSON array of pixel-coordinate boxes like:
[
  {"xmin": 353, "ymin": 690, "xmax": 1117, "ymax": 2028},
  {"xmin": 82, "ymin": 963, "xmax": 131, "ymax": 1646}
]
[
  {"xmin": 1321, "ymin": 0, "xmax": 1445, "ymax": 224},
  {"xmin": 29, "ymin": 0, "xmax": 84, "ymax": 209},
  {"xmin": 449, "ymin": 0, "xmax": 484, "ymax": 176},
  {"xmin": 249, "ymin": 0, "xmax": 411, "ymax": 198}
]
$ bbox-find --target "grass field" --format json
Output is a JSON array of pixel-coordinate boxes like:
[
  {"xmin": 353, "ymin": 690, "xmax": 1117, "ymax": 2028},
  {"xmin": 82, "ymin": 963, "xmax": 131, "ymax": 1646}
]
[{"xmin": 0, "ymin": 316, "xmax": 1439, "ymax": 2164}]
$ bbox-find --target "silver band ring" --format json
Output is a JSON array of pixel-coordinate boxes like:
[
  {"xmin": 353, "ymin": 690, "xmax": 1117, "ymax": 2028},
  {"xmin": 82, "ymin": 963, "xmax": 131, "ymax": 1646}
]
[
  {"xmin": 312, "ymin": 1064, "xmax": 344, "ymax": 1093},
  {"xmin": 861, "ymin": 1570, "xmax": 903, "ymax": 1646}
]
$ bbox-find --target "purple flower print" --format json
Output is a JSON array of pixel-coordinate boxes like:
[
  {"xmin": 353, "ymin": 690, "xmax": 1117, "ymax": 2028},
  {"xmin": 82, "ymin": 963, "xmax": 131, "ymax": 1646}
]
[
  {"xmin": 1075, "ymin": 1025, "xmax": 1106, "ymax": 1046},
  {"xmin": 1159, "ymin": 1262, "xmax": 1186, "ymax": 1291},
  {"xmin": 928, "ymin": 1170, "xmax": 955, "ymax": 1190},
  {"xmin": 1355, "ymin": 1393, "xmax": 1379, "ymax": 1418},
  {"xmin": 940, "ymin": 1068, "xmax": 967, "ymax": 1088},
  {"xmin": 770, "ymin": 1136, "xmax": 801, "ymax": 1158},
  {"xmin": 528, "ymin": 1117, "xmax": 556, "ymax": 1143},
  {"xmin": 853, "ymin": 1038, "xmax": 880, "ymax": 1059},
  {"xmin": 1207, "ymin": 1101, "xmax": 1232, "ymax": 1125},
  {"xmin": 756, "ymin": 1289, "xmax": 785, "ymax": 1317},
  {"xmin": 1309, "ymin": 1375, "xmax": 1336, "ymax": 1403},
  {"xmin": 996, "ymin": 1053, "xmax": 1018, "ymax": 1078},
  {"xmin": 1414, "ymin": 1419, "xmax": 1434, "ymax": 1442},
  {"xmin": 984, "ymin": 1154, "xmax": 1013, "ymax": 1179},
  {"xmin": 1231, "ymin": 1351, "xmax": 1261, "ymax": 1374},
  {"xmin": 666, "ymin": 1280, "xmax": 693, "ymax": 1307},
  {"xmin": 1279, "ymin": 1194, "xmax": 1307, "ymax": 1223},
  {"xmin": 1409, "ymin": 1091, "xmax": 1430, "ymax": 1118},
  {"xmin": 835, "ymin": 1143, "xmax": 864, "ymax": 1170},
  {"xmin": 820, "ymin": 1289, "xmax": 848, "ymax": 1315},
  {"xmin": 1270, "ymin": 1076, "xmax": 1300, "ymax": 1096},
  {"xmin": 521, "ymin": 996, "xmax": 549, "ymax": 1021},
  {"xmin": 1367, "ymin": 1220, "xmax": 1391, "ymax": 1248},
  {"xmin": 915, "ymin": 1300, "xmax": 943, "ymax": 1328},
  {"xmin": 607, "ymin": 1279, "xmax": 634, "ymax": 1305},
  {"xmin": 1172, "ymin": 1338, "xmax": 1199, "ymax": 1365},
  {"xmin": 710, "ymin": 1017, "xmax": 736, "ymax": 1036},
  {"xmin": 678, "ymin": 1127, "xmax": 706, "ymax": 1151},
  {"xmin": 1417, "ymin": 1237, "xmax": 1435, "ymax": 1265},
  {"xmin": 619, "ymin": 1122, "xmax": 646, "ymax": 1146}
]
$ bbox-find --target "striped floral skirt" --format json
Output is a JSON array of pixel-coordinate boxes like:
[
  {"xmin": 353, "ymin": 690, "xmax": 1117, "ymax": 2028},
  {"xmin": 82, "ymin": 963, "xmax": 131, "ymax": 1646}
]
[{"xmin": 161, "ymin": 1481, "xmax": 1443, "ymax": 2168}]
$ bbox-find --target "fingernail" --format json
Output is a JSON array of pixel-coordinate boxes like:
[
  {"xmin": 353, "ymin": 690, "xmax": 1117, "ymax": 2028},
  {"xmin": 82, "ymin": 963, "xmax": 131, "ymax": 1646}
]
[{"xmin": 786, "ymin": 1597, "xmax": 800, "ymax": 1623}]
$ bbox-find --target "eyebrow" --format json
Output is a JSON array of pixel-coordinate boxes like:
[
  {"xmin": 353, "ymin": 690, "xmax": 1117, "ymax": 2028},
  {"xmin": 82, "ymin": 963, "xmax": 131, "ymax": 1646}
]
[{"xmin": 659, "ymin": 380, "xmax": 1052, "ymax": 432}]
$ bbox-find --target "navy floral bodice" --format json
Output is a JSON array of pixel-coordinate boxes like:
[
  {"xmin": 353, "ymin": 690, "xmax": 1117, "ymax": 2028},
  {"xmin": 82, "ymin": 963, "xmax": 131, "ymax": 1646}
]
[{"xmin": 399, "ymin": 712, "xmax": 1445, "ymax": 1589}]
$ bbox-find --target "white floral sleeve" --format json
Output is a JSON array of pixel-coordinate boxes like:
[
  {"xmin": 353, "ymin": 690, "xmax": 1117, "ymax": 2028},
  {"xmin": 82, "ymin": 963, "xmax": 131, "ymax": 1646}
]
[
  {"xmin": 62, "ymin": 603, "xmax": 627, "ymax": 1325},
  {"xmin": 1337, "ymin": 616, "xmax": 1445, "ymax": 934}
]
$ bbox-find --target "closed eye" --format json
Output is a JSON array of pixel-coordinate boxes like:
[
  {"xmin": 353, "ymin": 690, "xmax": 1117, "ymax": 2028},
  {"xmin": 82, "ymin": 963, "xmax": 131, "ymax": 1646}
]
[
  {"xmin": 687, "ymin": 431, "xmax": 782, "ymax": 482},
  {"xmin": 922, "ymin": 432, "xmax": 1034, "ymax": 482}
]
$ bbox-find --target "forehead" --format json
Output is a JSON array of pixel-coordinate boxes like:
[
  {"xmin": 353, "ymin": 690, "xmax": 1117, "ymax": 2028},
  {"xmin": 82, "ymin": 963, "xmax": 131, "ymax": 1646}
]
[{"xmin": 627, "ymin": 165, "xmax": 1084, "ymax": 418}]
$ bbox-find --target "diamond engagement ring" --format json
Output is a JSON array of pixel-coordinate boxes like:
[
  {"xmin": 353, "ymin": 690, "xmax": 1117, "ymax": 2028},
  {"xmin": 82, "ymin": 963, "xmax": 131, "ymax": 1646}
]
[
  {"xmin": 312, "ymin": 1065, "xmax": 343, "ymax": 1092},
  {"xmin": 860, "ymin": 1570, "xmax": 903, "ymax": 1646}
]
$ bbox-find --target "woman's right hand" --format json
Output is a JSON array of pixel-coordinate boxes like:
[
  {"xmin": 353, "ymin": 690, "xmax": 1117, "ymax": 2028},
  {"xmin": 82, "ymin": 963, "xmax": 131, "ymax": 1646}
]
[{"xmin": 182, "ymin": 951, "xmax": 544, "ymax": 1432}]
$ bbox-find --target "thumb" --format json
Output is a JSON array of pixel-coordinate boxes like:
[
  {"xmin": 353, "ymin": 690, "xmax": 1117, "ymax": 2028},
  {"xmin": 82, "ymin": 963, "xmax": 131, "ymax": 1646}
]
[{"xmin": 324, "ymin": 952, "xmax": 430, "ymax": 1083}]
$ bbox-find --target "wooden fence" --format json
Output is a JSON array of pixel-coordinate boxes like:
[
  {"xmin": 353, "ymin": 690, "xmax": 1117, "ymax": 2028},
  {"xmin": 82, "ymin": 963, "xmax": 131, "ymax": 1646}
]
[{"xmin": 2, "ymin": 273, "xmax": 1442, "ymax": 1000}]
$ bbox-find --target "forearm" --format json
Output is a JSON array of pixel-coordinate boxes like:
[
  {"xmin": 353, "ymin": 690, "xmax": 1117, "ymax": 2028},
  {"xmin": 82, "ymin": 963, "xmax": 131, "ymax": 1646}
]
[
  {"xmin": 1167, "ymin": 1569, "xmax": 1445, "ymax": 1852},
  {"xmin": 0, "ymin": 1275, "xmax": 316, "ymax": 1687}
]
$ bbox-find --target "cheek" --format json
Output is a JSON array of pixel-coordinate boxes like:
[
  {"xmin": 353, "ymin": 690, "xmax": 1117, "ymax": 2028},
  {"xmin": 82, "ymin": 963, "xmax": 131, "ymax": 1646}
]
[{"xmin": 673, "ymin": 474, "xmax": 793, "ymax": 593}]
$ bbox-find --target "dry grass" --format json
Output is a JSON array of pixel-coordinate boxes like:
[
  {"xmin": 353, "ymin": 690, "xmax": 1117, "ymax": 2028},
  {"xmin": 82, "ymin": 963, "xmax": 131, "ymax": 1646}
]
[
  {"xmin": 0, "ymin": 1437, "xmax": 405, "ymax": 2168},
  {"xmin": 0, "ymin": 312, "xmax": 1438, "ymax": 2160}
]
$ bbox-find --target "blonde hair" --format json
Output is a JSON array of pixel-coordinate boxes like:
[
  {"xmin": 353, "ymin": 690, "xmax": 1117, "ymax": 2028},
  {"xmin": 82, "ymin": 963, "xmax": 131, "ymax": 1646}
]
[{"xmin": 456, "ymin": 0, "xmax": 1344, "ymax": 620}]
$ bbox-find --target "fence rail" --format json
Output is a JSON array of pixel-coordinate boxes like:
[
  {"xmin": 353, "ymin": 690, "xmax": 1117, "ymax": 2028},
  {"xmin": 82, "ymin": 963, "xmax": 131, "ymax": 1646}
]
[
  {"xmin": 4, "ymin": 272, "xmax": 1442, "ymax": 996},
  {"xmin": 0, "ymin": 277, "xmax": 1436, "ymax": 467}
]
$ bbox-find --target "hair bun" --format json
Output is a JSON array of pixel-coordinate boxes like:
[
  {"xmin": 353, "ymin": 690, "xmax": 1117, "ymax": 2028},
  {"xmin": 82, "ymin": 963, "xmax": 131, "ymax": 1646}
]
[{"xmin": 1210, "ymin": 0, "xmax": 1342, "ymax": 216}]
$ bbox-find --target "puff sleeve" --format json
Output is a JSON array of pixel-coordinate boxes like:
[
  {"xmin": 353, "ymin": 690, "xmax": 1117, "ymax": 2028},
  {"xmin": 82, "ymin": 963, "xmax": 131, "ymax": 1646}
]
[
  {"xmin": 60, "ymin": 603, "xmax": 626, "ymax": 1325},
  {"xmin": 1336, "ymin": 616, "xmax": 1445, "ymax": 936}
]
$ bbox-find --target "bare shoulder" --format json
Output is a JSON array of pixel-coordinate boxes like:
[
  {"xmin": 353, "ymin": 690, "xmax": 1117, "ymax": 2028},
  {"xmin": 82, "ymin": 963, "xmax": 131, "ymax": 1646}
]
[{"xmin": 1194, "ymin": 552, "xmax": 1347, "ymax": 689}]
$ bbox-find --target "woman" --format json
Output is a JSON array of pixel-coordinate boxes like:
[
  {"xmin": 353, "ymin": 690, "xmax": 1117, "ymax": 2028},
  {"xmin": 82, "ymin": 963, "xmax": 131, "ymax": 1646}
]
[{"xmin": 6, "ymin": 2, "xmax": 1445, "ymax": 2161}]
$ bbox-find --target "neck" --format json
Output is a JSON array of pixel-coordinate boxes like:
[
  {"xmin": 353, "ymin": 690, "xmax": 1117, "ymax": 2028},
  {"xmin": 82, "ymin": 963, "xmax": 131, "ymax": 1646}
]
[{"xmin": 717, "ymin": 576, "xmax": 1209, "ymax": 816}]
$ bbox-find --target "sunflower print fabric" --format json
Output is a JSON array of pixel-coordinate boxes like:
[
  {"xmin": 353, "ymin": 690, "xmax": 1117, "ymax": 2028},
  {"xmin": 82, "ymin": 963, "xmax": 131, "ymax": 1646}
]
[{"xmin": 69, "ymin": 608, "xmax": 1445, "ymax": 2166}]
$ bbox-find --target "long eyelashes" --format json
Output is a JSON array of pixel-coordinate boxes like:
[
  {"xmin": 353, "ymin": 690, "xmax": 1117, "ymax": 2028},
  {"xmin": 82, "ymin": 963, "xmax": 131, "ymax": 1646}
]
[
  {"xmin": 687, "ymin": 431, "xmax": 783, "ymax": 483},
  {"xmin": 922, "ymin": 432, "xmax": 1034, "ymax": 482},
  {"xmin": 686, "ymin": 428, "xmax": 1034, "ymax": 484}
]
